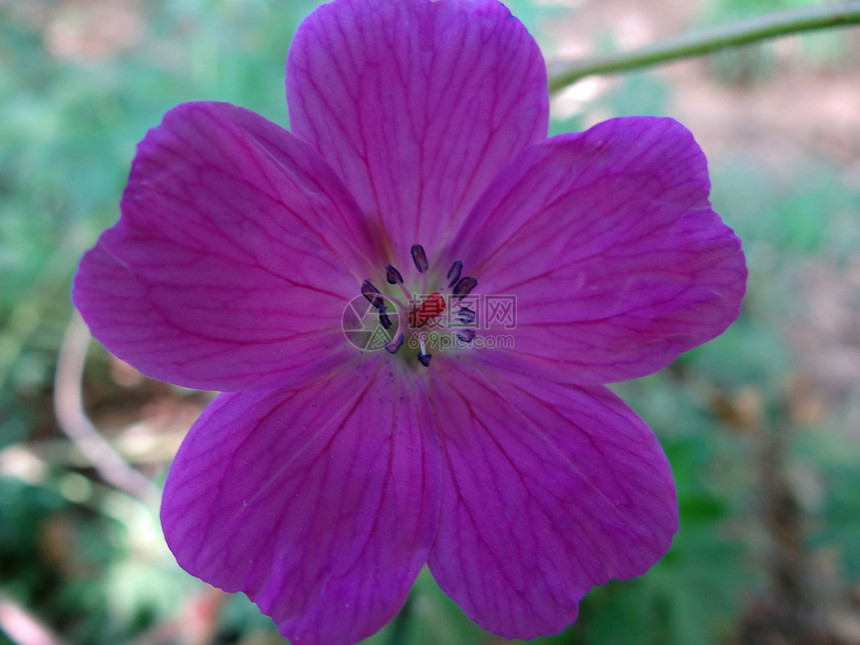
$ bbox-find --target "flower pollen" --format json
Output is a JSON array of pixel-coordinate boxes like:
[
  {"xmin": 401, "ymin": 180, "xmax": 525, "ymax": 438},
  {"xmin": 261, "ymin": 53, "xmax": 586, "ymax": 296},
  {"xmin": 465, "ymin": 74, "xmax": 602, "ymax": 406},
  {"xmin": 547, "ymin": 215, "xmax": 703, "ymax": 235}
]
[
  {"xmin": 385, "ymin": 264, "xmax": 403, "ymax": 285},
  {"xmin": 360, "ymin": 280, "xmax": 385, "ymax": 309},
  {"xmin": 452, "ymin": 276, "xmax": 478, "ymax": 302},
  {"xmin": 410, "ymin": 244, "xmax": 429, "ymax": 273},
  {"xmin": 446, "ymin": 260, "xmax": 462, "ymax": 286}
]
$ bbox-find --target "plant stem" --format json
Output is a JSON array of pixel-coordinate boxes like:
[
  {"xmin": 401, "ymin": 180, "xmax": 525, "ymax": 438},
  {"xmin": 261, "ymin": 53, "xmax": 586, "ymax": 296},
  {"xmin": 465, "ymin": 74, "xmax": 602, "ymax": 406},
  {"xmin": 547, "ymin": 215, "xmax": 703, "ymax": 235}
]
[
  {"xmin": 548, "ymin": 1, "xmax": 860, "ymax": 93},
  {"xmin": 54, "ymin": 312, "xmax": 161, "ymax": 505}
]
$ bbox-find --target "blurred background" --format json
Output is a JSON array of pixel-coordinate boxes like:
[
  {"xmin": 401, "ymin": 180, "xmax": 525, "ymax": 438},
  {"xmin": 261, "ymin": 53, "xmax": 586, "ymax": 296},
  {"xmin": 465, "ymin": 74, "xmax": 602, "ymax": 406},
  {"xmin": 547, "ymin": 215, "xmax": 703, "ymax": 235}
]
[{"xmin": 1, "ymin": 0, "xmax": 859, "ymax": 643}]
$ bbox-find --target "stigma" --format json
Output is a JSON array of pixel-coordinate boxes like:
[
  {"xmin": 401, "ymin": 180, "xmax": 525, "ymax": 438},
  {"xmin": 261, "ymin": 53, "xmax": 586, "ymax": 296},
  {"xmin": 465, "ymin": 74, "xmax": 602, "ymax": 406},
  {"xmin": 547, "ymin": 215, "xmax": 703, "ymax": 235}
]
[{"xmin": 408, "ymin": 292, "xmax": 445, "ymax": 328}]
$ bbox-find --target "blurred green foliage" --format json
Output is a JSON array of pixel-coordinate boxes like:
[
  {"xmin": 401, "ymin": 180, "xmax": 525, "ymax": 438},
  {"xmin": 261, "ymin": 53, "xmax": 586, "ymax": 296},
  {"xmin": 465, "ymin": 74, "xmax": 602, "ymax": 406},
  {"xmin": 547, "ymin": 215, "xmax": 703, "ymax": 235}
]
[{"xmin": 1, "ymin": 1, "xmax": 859, "ymax": 644}]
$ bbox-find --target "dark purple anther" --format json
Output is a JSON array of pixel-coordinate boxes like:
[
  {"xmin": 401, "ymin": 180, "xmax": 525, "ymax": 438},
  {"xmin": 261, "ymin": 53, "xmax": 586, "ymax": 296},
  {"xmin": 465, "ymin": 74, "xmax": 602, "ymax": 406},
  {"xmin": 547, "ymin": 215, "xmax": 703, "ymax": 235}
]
[
  {"xmin": 447, "ymin": 260, "xmax": 462, "ymax": 287},
  {"xmin": 457, "ymin": 329, "xmax": 475, "ymax": 343},
  {"xmin": 452, "ymin": 276, "xmax": 477, "ymax": 301},
  {"xmin": 361, "ymin": 280, "xmax": 385, "ymax": 309},
  {"xmin": 458, "ymin": 307, "xmax": 476, "ymax": 325},
  {"xmin": 379, "ymin": 310, "xmax": 392, "ymax": 330},
  {"xmin": 386, "ymin": 264, "xmax": 403, "ymax": 285},
  {"xmin": 385, "ymin": 334, "xmax": 404, "ymax": 354},
  {"xmin": 411, "ymin": 244, "xmax": 428, "ymax": 273},
  {"xmin": 417, "ymin": 352, "xmax": 432, "ymax": 367}
]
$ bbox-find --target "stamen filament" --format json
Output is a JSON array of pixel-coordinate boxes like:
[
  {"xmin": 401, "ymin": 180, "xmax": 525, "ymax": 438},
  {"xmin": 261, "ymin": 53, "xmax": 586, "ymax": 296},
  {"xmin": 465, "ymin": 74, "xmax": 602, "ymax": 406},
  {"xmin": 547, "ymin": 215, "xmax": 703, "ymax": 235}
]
[{"xmin": 394, "ymin": 281, "xmax": 412, "ymax": 304}]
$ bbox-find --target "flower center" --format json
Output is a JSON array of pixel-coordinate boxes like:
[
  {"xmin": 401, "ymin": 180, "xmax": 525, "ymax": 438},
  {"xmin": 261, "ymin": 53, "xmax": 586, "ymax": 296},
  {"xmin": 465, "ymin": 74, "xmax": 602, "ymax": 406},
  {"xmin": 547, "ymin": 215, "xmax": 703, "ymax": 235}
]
[{"xmin": 356, "ymin": 244, "xmax": 478, "ymax": 368}]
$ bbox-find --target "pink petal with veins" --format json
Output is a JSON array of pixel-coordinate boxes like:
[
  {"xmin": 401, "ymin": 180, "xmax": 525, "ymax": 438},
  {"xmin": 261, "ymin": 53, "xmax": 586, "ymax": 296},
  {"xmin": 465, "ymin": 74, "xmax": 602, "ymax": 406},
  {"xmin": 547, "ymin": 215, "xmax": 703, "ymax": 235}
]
[
  {"xmin": 454, "ymin": 117, "xmax": 746, "ymax": 383},
  {"xmin": 427, "ymin": 356, "xmax": 677, "ymax": 638},
  {"xmin": 74, "ymin": 102, "xmax": 376, "ymax": 391},
  {"xmin": 161, "ymin": 355, "xmax": 441, "ymax": 645},
  {"xmin": 287, "ymin": 0, "xmax": 548, "ymax": 258}
]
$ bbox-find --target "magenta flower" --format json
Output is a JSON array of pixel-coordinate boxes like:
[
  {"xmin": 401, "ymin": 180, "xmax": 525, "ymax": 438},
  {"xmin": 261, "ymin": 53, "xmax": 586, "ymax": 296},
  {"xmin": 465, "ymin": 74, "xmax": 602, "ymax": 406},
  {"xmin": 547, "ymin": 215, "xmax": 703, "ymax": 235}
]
[{"xmin": 73, "ymin": 0, "xmax": 746, "ymax": 642}]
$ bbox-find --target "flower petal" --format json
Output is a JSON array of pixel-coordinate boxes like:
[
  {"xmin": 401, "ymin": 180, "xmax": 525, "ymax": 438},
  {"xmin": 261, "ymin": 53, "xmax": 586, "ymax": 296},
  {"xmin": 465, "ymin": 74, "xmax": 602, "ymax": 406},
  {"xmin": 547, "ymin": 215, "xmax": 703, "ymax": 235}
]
[
  {"xmin": 74, "ymin": 102, "xmax": 379, "ymax": 391},
  {"xmin": 286, "ymin": 0, "xmax": 548, "ymax": 259},
  {"xmin": 161, "ymin": 355, "xmax": 440, "ymax": 645},
  {"xmin": 453, "ymin": 117, "xmax": 747, "ymax": 383},
  {"xmin": 426, "ymin": 357, "xmax": 677, "ymax": 638}
]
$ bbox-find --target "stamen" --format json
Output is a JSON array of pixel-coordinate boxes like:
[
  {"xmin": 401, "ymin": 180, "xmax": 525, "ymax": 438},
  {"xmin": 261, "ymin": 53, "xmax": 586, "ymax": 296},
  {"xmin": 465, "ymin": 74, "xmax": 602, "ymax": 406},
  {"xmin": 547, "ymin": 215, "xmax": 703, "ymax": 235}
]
[
  {"xmin": 361, "ymin": 280, "xmax": 385, "ymax": 309},
  {"xmin": 447, "ymin": 260, "xmax": 463, "ymax": 287},
  {"xmin": 386, "ymin": 264, "xmax": 403, "ymax": 285},
  {"xmin": 411, "ymin": 244, "xmax": 429, "ymax": 273},
  {"xmin": 457, "ymin": 329, "xmax": 475, "ymax": 343},
  {"xmin": 385, "ymin": 334, "xmax": 404, "ymax": 354},
  {"xmin": 417, "ymin": 328, "xmax": 432, "ymax": 367},
  {"xmin": 452, "ymin": 276, "xmax": 477, "ymax": 301},
  {"xmin": 360, "ymin": 251, "xmax": 480, "ymax": 368},
  {"xmin": 379, "ymin": 309, "xmax": 392, "ymax": 330},
  {"xmin": 458, "ymin": 307, "xmax": 476, "ymax": 325}
]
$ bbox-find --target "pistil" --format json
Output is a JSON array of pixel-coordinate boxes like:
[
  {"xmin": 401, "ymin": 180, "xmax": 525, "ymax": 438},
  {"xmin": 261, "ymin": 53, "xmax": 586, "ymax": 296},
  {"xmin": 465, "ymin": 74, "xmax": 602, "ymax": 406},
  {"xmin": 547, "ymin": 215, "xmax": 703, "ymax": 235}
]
[{"xmin": 408, "ymin": 292, "xmax": 446, "ymax": 329}]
